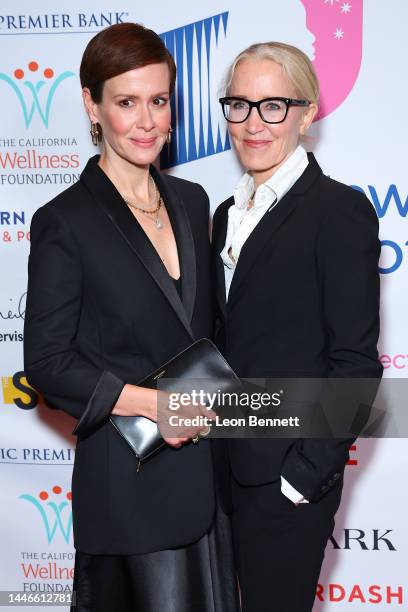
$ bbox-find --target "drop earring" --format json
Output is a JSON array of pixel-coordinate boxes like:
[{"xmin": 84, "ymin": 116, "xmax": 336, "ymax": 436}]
[
  {"xmin": 90, "ymin": 122, "xmax": 102, "ymax": 146},
  {"xmin": 166, "ymin": 126, "xmax": 173, "ymax": 144}
]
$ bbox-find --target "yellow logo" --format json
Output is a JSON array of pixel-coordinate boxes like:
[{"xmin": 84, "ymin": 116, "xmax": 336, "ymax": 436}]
[{"xmin": 1, "ymin": 373, "xmax": 38, "ymax": 409}]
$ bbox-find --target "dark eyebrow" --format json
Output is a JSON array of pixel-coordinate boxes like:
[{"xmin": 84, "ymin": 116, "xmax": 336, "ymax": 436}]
[{"xmin": 113, "ymin": 92, "xmax": 169, "ymax": 99}]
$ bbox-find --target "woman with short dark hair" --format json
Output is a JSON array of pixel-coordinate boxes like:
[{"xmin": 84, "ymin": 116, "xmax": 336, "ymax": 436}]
[{"xmin": 24, "ymin": 22, "xmax": 238, "ymax": 612}]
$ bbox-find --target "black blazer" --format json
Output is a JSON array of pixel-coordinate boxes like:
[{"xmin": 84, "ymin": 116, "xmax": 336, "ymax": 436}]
[
  {"xmin": 24, "ymin": 155, "xmax": 214, "ymax": 555},
  {"xmin": 212, "ymin": 153, "xmax": 382, "ymax": 502}
]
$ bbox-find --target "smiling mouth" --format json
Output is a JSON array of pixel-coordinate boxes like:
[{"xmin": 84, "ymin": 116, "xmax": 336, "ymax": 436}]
[
  {"xmin": 243, "ymin": 140, "xmax": 272, "ymax": 148},
  {"xmin": 130, "ymin": 138, "xmax": 157, "ymax": 147}
]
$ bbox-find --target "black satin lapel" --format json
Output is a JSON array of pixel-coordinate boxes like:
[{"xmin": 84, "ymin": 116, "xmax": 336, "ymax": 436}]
[
  {"xmin": 227, "ymin": 193, "xmax": 299, "ymax": 304},
  {"xmin": 212, "ymin": 200, "xmax": 233, "ymax": 317},
  {"xmin": 150, "ymin": 166, "xmax": 196, "ymax": 324},
  {"xmin": 80, "ymin": 156, "xmax": 194, "ymax": 339}
]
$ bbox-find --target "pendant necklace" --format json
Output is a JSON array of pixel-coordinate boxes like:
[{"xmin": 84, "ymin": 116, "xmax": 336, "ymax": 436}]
[{"xmin": 123, "ymin": 176, "xmax": 164, "ymax": 230}]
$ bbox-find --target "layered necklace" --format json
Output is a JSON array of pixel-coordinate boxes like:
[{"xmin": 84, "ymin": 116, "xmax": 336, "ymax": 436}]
[{"xmin": 123, "ymin": 176, "xmax": 164, "ymax": 230}]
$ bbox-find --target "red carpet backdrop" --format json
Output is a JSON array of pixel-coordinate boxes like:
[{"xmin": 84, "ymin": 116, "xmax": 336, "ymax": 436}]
[{"xmin": 0, "ymin": 0, "xmax": 406, "ymax": 609}]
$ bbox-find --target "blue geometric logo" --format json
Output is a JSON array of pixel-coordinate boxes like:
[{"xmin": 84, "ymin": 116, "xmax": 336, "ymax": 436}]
[
  {"xmin": 20, "ymin": 486, "xmax": 72, "ymax": 544},
  {"xmin": 160, "ymin": 12, "xmax": 231, "ymax": 168}
]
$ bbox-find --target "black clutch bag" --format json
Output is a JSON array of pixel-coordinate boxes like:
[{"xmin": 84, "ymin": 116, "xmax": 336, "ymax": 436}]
[{"xmin": 110, "ymin": 338, "xmax": 239, "ymax": 469}]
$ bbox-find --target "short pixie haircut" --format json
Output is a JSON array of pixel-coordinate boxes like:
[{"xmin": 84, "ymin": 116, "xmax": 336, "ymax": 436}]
[
  {"xmin": 224, "ymin": 41, "xmax": 319, "ymax": 106},
  {"xmin": 80, "ymin": 22, "xmax": 176, "ymax": 102}
]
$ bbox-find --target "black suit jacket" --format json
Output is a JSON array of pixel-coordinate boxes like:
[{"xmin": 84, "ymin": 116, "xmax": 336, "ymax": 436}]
[
  {"xmin": 212, "ymin": 153, "xmax": 382, "ymax": 502},
  {"xmin": 24, "ymin": 155, "xmax": 214, "ymax": 554}
]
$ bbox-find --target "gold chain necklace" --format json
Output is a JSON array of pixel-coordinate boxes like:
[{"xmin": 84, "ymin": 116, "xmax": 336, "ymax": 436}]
[{"xmin": 123, "ymin": 176, "xmax": 164, "ymax": 230}]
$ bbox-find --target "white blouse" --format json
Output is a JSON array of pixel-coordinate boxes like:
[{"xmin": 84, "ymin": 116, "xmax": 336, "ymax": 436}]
[{"xmin": 221, "ymin": 145, "xmax": 309, "ymax": 298}]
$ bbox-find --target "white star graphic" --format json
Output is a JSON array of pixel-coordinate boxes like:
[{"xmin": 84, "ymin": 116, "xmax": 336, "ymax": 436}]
[
  {"xmin": 341, "ymin": 2, "xmax": 352, "ymax": 13},
  {"xmin": 325, "ymin": 0, "xmax": 340, "ymax": 6},
  {"xmin": 334, "ymin": 28, "xmax": 345, "ymax": 39}
]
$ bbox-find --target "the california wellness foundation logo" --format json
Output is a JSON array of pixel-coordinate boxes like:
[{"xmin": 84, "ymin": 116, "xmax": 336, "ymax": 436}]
[
  {"xmin": 20, "ymin": 485, "xmax": 72, "ymax": 544},
  {"xmin": 0, "ymin": 59, "xmax": 80, "ymax": 186},
  {"xmin": 0, "ymin": 60, "xmax": 74, "ymax": 128}
]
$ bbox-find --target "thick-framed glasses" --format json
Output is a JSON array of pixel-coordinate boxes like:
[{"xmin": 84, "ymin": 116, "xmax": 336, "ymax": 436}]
[{"xmin": 219, "ymin": 96, "xmax": 310, "ymax": 124}]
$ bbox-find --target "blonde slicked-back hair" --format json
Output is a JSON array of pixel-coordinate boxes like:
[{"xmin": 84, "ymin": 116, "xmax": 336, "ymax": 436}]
[{"xmin": 224, "ymin": 41, "xmax": 319, "ymax": 106}]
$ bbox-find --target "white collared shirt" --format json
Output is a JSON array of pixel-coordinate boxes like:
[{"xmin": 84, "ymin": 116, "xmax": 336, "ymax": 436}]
[
  {"xmin": 221, "ymin": 145, "xmax": 310, "ymax": 505},
  {"xmin": 221, "ymin": 145, "xmax": 309, "ymax": 298}
]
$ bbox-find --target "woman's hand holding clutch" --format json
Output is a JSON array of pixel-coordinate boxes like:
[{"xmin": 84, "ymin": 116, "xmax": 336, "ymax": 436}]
[{"xmin": 111, "ymin": 384, "xmax": 215, "ymax": 448}]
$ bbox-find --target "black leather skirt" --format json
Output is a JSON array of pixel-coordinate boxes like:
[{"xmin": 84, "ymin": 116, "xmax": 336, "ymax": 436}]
[{"xmin": 71, "ymin": 508, "xmax": 239, "ymax": 612}]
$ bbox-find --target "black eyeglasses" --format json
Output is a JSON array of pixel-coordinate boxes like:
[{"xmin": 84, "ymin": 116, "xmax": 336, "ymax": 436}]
[{"xmin": 219, "ymin": 96, "xmax": 310, "ymax": 124}]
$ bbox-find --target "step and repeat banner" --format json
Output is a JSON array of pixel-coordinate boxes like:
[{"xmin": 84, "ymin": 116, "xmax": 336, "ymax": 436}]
[{"xmin": 0, "ymin": 1, "xmax": 406, "ymax": 609}]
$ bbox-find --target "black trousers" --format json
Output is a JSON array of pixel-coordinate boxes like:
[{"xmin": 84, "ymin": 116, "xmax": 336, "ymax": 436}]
[{"xmin": 231, "ymin": 476, "xmax": 343, "ymax": 612}]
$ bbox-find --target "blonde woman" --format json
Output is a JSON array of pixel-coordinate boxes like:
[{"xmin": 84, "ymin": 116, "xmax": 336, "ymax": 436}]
[{"xmin": 213, "ymin": 42, "xmax": 382, "ymax": 612}]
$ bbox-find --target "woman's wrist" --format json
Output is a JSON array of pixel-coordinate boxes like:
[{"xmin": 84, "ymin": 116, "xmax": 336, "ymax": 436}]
[{"xmin": 111, "ymin": 384, "xmax": 158, "ymax": 420}]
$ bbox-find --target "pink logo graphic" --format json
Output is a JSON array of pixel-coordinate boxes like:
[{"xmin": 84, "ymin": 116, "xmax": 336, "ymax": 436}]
[{"xmin": 300, "ymin": 0, "xmax": 363, "ymax": 120}]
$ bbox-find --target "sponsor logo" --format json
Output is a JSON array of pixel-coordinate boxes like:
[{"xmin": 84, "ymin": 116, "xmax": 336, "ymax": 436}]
[
  {"xmin": 0, "ymin": 12, "xmax": 128, "ymax": 33},
  {"xmin": 0, "ymin": 448, "xmax": 74, "ymax": 463},
  {"xmin": 0, "ymin": 210, "xmax": 25, "ymax": 225},
  {"xmin": 316, "ymin": 583, "xmax": 403, "ymax": 605},
  {"xmin": 352, "ymin": 185, "xmax": 408, "ymax": 218},
  {"xmin": 19, "ymin": 486, "xmax": 72, "ymax": 544},
  {"xmin": 0, "ymin": 139, "xmax": 81, "ymax": 187},
  {"xmin": 160, "ymin": 12, "xmax": 231, "ymax": 169},
  {"xmin": 0, "ymin": 61, "xmax": 74, "ymax": 128},
  {"xmin": 352, "ymin": 184, "xmax": 408, "ymax": 275},
  {"xmin": 0, "ymin": 290, "xmax": 25, "ymax": 345},
  {"xmin": 380, "ymin": 354, "xmax": 408, "ymax": 370},
  {"xmin": 0, "ymin": 331, "xmax": 23, "ymax": 341},
  {"xmin": 21, "ymin": 562, "xmax": 74, "ymax": 580},
  {"xmin": 0, "ymin": 291, "xmax": 26, "ymax": 321},
  {"xmin": 0, "ymin": 150, "xmax": 80, "ymax": 170},
  {"xmin": 1, "ymin": 372, "xmax": 38, "ymax": 409},
  {"xmin": 301, "ymin": 0, "xmax": 363, "ymax": 120},
  {"xmin": 19, "ymin": 551, "xmax": 74, "ymax": 594},
  {"xmin": 0, "ymin": 215, "xmax": 29, "ymax": 244},
  {"xmin": 0, "ymin": 56, "xmax": 81, "ymax": 185},
  {"xmin": 379, "ymin": 240, "xmax": 408, "ymax": 275},
  {"xmin": 330, "ymin": 529, "xmax": 396, "ymax": 551}
]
